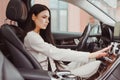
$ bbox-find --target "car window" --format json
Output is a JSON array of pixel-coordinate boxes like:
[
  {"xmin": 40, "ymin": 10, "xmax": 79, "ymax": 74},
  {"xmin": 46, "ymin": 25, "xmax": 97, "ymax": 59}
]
[
  {"xmin": 31, "ymin": 0, "xmax": 96, "ymax": 33},
  {"xmin": 50, "ymin": 0, "xmax": 68, "ymax": 32},
  {"xmin": 88, "ymin": 0, "xmax": 120, "ymax": 22}
]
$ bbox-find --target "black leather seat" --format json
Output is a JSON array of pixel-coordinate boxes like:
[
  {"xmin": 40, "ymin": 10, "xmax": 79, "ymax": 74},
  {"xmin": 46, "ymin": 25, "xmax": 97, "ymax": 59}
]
[
  {"xmin": 0, "ymin": 0, "xmax": 51, "ymax": 80},
  {"xmin": 1, "ymin": 24, "xmax": 42, "ymax": 69},
  {"xmin": 101, "ymin": 25, "xmax": 113, "ymax": 44},
  {"xmin": 0, "ymin": 51, "xmax": 24, "ymax": 80},
  {"xmin": 76, "ymin": 24, "xmax": 91, "ymax": 51},
  {"xmin": 1, "ymin": 0, "xmax": 41, "ymax": 70}
]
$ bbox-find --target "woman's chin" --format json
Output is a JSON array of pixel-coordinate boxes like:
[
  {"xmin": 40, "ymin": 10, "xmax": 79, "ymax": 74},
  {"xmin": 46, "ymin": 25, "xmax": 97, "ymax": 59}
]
[{"xmin": 41, "ymin": 27, "xmax": 47, "ymax": 30}]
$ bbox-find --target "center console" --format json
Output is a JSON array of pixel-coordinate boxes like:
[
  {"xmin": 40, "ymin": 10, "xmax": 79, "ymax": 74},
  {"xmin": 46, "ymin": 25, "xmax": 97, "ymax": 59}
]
[
  {"xmin": 96, "ymin": 42, "xmax": 120, "ymax": 80},
  {"xmin": 51, "ymin": 42, "xmax": 120, "ymax": 80},
  {"xmin": 50, "ymin": 71, "xmax": 78, "ymax": 80}
]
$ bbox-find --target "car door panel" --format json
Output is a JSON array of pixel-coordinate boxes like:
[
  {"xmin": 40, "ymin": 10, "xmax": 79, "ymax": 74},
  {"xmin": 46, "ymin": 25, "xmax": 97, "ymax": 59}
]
[
  {"xmin": 106, "ymin": 63, "xmax": 120, "ymax": 80},
  {"xmin": 19, "ymin": 68, "xmax": 51, "ymax": 80},
  {"xmin": 106, "ymin": 75, "xmax": 118, "ymax": 80},
  {"xmin": 52, "ymin": 32, "xmax": 82, "ymax": 49}
]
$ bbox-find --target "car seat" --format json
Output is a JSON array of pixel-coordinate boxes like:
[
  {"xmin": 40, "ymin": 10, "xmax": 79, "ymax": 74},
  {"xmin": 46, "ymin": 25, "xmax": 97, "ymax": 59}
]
[
  {"xmin": 76, "ymin": 24, "xmax": 91, "ymax": 51},
  {"xmin": 0, "ymin": 51, "xmax": 24, "ymax": 80},
  {"xmin": 0, "ymin": 0, "xmax": 51, "ymax": 80},
  {"xmin": 1, "ymin": 0, "xmax": 42, "ymax": 70}
]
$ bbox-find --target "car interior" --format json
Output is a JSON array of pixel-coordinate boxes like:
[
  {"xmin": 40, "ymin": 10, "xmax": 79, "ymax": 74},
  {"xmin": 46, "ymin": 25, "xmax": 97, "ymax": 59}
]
[{"xmin": 0, "ymin": 0, "xmax": 120, "ymax": 80}]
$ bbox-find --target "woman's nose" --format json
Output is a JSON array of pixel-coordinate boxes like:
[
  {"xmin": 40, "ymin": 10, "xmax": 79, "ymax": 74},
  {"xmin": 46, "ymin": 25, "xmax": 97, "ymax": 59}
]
[{"xmin": 46, "ymin": 19, "xmax": 49, "ymax": 23}]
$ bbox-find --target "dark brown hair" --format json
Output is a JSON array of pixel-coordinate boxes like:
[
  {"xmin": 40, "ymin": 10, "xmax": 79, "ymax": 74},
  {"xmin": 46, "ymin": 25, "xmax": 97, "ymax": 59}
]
[{"xmin": 25, "ymin": 4, "xmax": 54, "ymax": 44}]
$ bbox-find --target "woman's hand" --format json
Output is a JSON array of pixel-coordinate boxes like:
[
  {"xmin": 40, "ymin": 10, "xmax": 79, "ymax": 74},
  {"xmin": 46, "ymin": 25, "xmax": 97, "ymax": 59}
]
[{"xmin": 89, "ymin": 46, "xmax": 111, "ymax": 59}]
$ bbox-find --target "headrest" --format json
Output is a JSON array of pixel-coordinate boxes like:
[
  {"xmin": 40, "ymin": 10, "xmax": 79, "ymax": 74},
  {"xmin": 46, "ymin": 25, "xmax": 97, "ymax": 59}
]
[{"xmin": 6, "ymin": 0, "xmax": 27, "ymax": 22}]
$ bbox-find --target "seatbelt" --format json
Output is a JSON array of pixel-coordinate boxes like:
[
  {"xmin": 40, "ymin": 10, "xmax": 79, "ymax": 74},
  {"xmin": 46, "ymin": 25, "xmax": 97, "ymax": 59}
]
[
  {"xmin": 47, "ymin": 57, "xmax": 64, "ymax": 72},
  {"xmin": 47, "ymin": 57, "xmax": 52, "ymax": 71}
]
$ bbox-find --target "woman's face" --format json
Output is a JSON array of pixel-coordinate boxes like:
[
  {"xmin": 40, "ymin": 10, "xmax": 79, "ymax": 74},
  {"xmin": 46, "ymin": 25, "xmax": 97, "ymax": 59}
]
[{"xmin": 32, "ymin": 10, "xmax": 50, "ymax": 30}]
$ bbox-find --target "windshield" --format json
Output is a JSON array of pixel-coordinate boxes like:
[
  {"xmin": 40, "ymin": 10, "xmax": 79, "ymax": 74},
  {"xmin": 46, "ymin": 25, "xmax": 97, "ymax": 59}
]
[{"xmin": 88, "ymin": 0, "xmax": 120, "ymax": 22}]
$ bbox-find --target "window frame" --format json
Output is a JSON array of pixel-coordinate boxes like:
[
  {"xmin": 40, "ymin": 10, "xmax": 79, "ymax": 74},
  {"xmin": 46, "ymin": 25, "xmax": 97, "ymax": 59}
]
[{"xmin": 50, "ymin": 0, "xmax": 68, "ymax": 32}]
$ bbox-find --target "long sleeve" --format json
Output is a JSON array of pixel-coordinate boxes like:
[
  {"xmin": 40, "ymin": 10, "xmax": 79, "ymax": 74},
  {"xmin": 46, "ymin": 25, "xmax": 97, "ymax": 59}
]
[{"xmin": 24, "ymin": 31, "xmax": 90, "ymax": 64}]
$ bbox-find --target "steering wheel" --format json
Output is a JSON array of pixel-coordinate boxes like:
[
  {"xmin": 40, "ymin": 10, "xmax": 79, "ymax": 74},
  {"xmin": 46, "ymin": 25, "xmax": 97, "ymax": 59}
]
[
  {"xmin": 99, "ymin": 26, "xmax": 113, "ymax": 47},
  {"xmin": 76, "ymin": 25, "xmax": 91, "ymax": 51}
]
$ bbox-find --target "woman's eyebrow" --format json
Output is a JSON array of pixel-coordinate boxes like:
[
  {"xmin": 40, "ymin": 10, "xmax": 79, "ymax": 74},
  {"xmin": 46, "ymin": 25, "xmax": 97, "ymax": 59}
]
[{"xmin": 43, "ymin": 15, "xmax": 50, "ymax": 18}]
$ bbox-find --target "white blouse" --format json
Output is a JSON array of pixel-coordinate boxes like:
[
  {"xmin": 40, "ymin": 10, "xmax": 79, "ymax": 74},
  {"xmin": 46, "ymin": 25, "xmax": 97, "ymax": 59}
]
[{"xmin": 24, "ymin": 31, "xmax": 90, "ymax": 71}]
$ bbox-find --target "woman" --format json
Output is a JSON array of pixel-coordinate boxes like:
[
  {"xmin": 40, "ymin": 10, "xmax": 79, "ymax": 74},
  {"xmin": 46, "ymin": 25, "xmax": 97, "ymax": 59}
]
[{"xmin": 24, "ymin": 4, "xmax": 110, "ymax": 78}]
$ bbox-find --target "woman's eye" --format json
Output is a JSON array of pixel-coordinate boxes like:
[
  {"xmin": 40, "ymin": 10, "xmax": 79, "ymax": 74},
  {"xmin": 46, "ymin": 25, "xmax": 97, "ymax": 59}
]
[{"xmin": 43, "ymin": 16, "xmax": 47, "ymax": 18}]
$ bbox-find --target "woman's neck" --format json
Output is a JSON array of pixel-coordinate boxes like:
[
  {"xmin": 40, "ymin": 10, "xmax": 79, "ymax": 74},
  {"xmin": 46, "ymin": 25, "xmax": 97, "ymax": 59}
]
[{"xmin": 33, "ymin": 28, "xmax": 40, "ymax": 33}]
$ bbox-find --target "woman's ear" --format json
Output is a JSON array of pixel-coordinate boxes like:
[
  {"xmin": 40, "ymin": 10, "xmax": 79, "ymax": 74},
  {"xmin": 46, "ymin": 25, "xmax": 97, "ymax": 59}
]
[{"xmin": 32, "ymin": 14, "xmax": 36, "ymax": 21}]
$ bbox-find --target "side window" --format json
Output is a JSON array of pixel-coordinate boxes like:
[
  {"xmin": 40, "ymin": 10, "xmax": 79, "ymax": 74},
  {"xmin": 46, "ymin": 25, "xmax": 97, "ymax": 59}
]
[
  {"xmin": 50, "ymin": 0, "xmax": 68, "ymax": 32},
  {"xmin": 30, "ymin": 0, "xmax": 91, "ymax": 33},
  {"xmin": 31, "ymin": 0, "xmax": 34, "ymax": 6}
]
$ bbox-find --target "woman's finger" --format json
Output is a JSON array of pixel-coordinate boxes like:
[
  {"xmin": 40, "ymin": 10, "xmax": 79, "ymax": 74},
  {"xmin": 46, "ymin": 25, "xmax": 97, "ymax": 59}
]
[{"xmin": 98, "ymin": 45, "xmax": 112, "ymax": 53}]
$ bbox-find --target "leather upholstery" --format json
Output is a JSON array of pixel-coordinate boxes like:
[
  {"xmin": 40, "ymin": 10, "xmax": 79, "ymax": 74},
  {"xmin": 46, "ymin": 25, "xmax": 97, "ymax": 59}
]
[
  {"xmin": 1, "ymin": 24, "xmax": 42, "ymax": 69},
  {"xmin": 6, "ymin": 0, "xmax": 27, "ymax": 22},
  {"xmin": 77, "ymin": 25, "xmax": 91, "ymax": 51},
  {"xmin": 102, "ymin": 26, "xmax": 113, "ymax": 42},
  {"xmin": 0, "ymin": 51, "xmax": 24, "ymax": 80}
]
